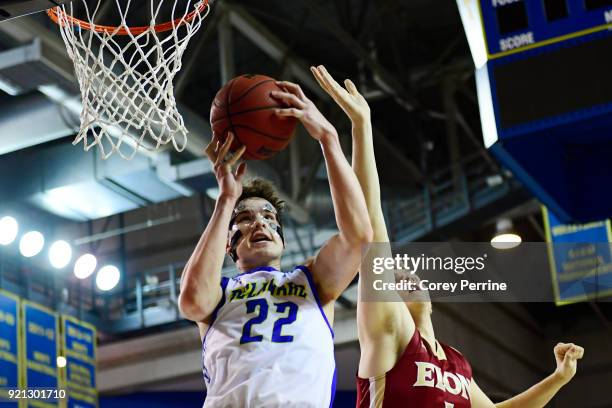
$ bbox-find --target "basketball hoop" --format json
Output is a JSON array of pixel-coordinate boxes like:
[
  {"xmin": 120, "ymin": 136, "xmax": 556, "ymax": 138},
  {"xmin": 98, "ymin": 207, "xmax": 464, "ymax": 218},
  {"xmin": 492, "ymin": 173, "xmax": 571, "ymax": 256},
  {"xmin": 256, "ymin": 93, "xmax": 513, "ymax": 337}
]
[{"xmin": 47, "ymin": 0, "xmax": 213, "ymax": 159}]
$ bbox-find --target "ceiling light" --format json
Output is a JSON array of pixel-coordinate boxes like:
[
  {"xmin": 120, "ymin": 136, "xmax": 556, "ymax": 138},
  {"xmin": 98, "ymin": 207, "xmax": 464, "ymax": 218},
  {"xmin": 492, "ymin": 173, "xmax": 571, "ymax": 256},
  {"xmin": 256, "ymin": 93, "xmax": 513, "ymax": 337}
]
[
  {"xmin": 96, "ymin": 265, "xmax": 121, "ymax": 291},
  {"xmin": 74, "ymin": 254, "xmax": 97, "ymax": 280},
  {"xmin": 491, "ymin": 219, "xmax": 522, "ymax": 249},
  {"xmin": 0, "ymin": 216, "xmax": 19, "ymax": 246},
  {"xmin": 19, "ymin": 231, "xmax": 45, "ymax": 257},
  {"xmin": 49, "ymin": 240, "xmax": 72, "ymax": 269}
]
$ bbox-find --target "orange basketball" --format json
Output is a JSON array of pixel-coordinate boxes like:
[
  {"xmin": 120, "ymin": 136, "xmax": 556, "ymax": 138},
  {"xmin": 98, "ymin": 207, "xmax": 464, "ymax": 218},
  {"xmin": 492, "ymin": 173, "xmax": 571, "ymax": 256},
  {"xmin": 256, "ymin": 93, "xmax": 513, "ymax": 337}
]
[{"xmin": 210, "ymin": 74, "xmax": 298, "ymax": 160}]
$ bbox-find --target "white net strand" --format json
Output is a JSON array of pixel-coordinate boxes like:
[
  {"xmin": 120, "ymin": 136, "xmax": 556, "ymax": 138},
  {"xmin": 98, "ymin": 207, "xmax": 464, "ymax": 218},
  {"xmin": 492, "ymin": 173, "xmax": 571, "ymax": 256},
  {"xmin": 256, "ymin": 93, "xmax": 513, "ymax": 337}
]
[{"xmin": 53, "ymin": 0, "xmax": 210, "ymax": 159}]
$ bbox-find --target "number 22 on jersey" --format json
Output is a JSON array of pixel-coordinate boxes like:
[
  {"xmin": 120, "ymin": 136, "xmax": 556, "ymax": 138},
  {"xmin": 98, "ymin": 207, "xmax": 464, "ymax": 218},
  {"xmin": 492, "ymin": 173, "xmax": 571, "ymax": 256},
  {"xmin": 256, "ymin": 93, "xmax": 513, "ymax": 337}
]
[{"xmin": 240, "ymin": 299, "xmax": 298, "ymax": 344}]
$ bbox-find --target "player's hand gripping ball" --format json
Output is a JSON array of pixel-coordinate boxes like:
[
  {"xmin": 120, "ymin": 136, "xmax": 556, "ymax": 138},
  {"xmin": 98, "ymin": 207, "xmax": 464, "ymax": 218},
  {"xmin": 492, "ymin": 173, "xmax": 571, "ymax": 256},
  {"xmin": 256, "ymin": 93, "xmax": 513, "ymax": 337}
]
[{"xmin": 210, "ymin": 74, "xmax": 298, "ymax": 160}]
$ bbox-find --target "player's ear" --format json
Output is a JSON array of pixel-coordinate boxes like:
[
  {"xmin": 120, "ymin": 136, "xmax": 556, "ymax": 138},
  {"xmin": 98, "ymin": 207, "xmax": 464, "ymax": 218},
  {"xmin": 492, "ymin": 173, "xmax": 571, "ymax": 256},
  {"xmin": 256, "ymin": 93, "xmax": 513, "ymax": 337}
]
[
  {"xmin": 226, "ymin": 242, "xmax": 236, "ymax": 262},
  {"xmin": 226, "ymin": 234, "xmax": 233, "ymax": 256}
]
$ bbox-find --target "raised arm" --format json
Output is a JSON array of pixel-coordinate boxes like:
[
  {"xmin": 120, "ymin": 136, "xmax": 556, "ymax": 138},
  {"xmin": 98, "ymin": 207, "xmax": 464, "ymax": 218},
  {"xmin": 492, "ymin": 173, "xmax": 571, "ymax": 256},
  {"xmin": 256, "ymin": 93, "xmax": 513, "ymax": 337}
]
[
  {"xmin": 272, "ymin": 79, "xmax": 373, "ymax": 305},
  {"xmin": 178, "ymin": 133, "xmax": 247, "ymax": 323},
  {"xmin": 310, "ymin": 67, "xmax": 383, "ymax": 237},
  {"xmin": 311, "ymin": 65, "xmax": 414, "ymax": 375},
  {"xmin": 471, "ymin": 343, "xmax": 584, "ymax": 408}
]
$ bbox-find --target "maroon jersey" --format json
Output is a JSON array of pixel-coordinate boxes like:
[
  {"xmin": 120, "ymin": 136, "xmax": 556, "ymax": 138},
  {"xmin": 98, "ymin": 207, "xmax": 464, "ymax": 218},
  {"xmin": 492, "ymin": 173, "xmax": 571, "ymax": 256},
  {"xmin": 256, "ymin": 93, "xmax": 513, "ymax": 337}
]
[{"xmin": 356, "ymin": 330, "xmax": 473, "ymax": 408}]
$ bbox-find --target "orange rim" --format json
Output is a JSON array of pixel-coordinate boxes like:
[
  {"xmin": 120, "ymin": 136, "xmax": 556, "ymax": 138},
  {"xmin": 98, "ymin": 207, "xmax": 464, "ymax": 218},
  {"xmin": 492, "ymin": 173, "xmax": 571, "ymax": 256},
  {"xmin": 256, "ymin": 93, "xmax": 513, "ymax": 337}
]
[{"xmin": 47, "ymin": 1, "xmax": 209, "ymax": 35}]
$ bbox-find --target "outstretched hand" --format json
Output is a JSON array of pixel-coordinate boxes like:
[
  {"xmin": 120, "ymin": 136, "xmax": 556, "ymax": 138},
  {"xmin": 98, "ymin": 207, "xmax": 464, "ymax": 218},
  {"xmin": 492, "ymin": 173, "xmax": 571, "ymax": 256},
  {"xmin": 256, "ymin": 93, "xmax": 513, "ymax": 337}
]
[
  {"xmin": 553, "ymin": 342, "xmax": 584, "ymax": 384},
  {"xmin": 204, "ymin": 132, "xmax": 247, "ymax": 201},
  {"xmin": 310, "ymin": 65, "xmax": 370, "ymax": 125},
  {"xmin": 271, "ymin": 80, "xmax": 337, "ymax": 142}
]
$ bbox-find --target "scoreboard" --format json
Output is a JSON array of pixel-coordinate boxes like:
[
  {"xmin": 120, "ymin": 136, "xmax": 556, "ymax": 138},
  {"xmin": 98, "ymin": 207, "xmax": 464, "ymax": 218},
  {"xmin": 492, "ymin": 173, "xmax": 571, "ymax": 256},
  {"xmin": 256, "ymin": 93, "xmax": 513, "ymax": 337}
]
[
  {"xmin": 486, "ymin": 0, "xmax": 612, "ymax": 54},
  {"xmin": 459, "ymin": 0, "xmax": 612, "ymax": 64},
  {"xmin": 458, "ymin": 0, "xmax": 612, "ymax": 222}
]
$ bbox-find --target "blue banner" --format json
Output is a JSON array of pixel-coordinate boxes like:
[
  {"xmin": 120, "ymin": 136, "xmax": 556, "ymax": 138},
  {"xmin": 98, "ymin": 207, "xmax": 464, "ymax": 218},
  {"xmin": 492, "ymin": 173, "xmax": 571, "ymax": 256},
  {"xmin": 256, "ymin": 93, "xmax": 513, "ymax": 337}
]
[
  {"xmin": 62, "ymin": 316, "xmax": 98, "ymax": 408},
  {"xmin": 543, "ymin": 207, "xmax": 612, "ymax": 304},
  {"xmin": 22, "ymin": 302, "xmax": 59, "ymax": 408},
  {"xmin": 0, "ymin": 291, "xmax": 19, "ymax": 408}
]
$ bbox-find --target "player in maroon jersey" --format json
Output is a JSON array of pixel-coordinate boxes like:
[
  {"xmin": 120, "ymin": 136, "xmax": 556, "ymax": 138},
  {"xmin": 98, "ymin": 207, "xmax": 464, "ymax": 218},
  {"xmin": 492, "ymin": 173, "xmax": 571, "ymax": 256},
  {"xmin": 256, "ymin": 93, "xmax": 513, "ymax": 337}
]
[{"xmin": 311, "ymin": 65, "xmax": 584, "ymax": 408}]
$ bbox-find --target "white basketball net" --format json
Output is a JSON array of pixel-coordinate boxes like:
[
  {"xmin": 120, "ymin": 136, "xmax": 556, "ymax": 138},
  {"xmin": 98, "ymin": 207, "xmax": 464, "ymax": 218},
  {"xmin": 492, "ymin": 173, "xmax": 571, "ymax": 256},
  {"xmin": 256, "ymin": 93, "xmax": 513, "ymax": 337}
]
[{"xmin": 51, "ymin": 0, "xmax": 211, "ymax": 159}]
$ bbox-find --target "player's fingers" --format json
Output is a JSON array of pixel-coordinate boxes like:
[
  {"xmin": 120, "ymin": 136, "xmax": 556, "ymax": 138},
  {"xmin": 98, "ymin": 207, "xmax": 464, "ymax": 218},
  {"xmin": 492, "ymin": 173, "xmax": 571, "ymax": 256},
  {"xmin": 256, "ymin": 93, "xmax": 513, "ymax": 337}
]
[
  {"xmin": 556, "ymin": 343, "xmax": 579, "ymax": 362},
  {"xmin": 227, "ymin": 145, "xmax": 247, "ymax": 167},
  {"xmin": 571, "ymin": 346, "xmax": 584, "ymax": 359},
  {"xmin": 318, "ymin": 65, "xmax": 346, "ymax": 95},
  {"xmin": 311, "ymin": 66, "xmax": 348, "ymax": 107},
  {"xmin": 314, "ymin": 65, "xmax": 339, "ymax": 93},
  {"xmin": 310, "ymin": 66, "xmax": 332, "ymax": 93},
  {"xmin": 562, "ymin": 348, "xmax": 576, "ymax": 365},
  {"xmin": 270, "ymin": 91, "xmax": 306, "ymax": 109},
  {"xmin": 567, "ymin": 347, "xmax": 579, "ymax": 361},
  {"xmin": 555, "ymin": 342, "xmax": 573, "ymax": 354},
  {"xmin": 344, "ymin": 79, "xmax": 360, "ymax": 96},
  {"xmin": 275, "ymin": 81, "xmax": 306, "ymax": 99},
  {"xmin": 235, "ymin": 162, "xmax": 247, "ymax": 182},
  {"xmin": 215, "ymin": 133, "xmax": 234, "ymax": 166},
  {"xmin": 211, "ymin": 131, "xmax": 220, "ymax": 145},
  {"xmin": 210, "ymin": 133, "xmax": 222, "ymax": 154},
  {"xmin": 313, "ymin": 66, "xmax": 345, "ymax": 98},
  {"xmin": 204, "ymin": 142, "xmax": 217, "ymax": 162},
  {"xmin": 562, "ymin": 352, "xmax": 570, "ymax": 365},
  {"xmin": 311, "ymin": 65, "xmax": 335, "ymax": 88},
  {"xmin": 275, "ymin": 108, "xmax": 303, "ymax": 118}
]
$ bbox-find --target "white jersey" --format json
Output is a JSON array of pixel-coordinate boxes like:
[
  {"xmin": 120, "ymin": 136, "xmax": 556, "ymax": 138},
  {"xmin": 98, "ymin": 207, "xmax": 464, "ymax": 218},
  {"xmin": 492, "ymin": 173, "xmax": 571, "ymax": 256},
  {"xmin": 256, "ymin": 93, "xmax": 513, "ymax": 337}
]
[{"xmin": 202, "ymin": 265, "xmax": 336, "ymax": 408}]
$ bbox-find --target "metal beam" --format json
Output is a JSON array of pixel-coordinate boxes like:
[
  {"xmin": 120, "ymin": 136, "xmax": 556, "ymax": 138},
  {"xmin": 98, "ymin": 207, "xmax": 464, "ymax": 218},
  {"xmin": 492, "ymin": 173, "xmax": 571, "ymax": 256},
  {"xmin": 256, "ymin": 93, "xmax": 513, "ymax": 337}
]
[{"xmin": 218, "ymin": 11, "xmax": 235, "ymax": 85}]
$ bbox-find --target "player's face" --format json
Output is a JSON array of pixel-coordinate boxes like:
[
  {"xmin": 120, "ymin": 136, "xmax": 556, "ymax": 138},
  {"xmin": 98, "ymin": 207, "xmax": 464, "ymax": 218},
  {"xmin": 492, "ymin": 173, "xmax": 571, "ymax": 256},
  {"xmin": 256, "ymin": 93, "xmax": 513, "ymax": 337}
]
[{"xmin": 229, "ymin": 198, "xmax": 284, "ymax": 265}]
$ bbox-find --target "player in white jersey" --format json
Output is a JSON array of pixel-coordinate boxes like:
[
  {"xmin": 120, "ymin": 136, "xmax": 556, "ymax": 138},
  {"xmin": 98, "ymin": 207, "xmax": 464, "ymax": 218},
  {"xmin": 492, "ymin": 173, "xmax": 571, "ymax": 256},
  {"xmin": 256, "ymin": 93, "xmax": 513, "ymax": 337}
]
[
  {"xmin": 178, "ymin": 75, "xmax": 373, "ymax": 407},
  {"xmin": 202, "ymin": 265, "xmax": 335, "ymax": 407}
]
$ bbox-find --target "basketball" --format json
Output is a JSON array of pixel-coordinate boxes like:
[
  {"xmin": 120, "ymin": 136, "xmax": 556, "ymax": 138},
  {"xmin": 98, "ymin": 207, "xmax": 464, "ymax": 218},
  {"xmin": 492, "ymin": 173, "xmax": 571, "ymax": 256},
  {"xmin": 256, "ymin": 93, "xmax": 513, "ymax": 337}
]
[{"xmin": 210, "ymin": 74, "xmax": 298, "ymax": 160}]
